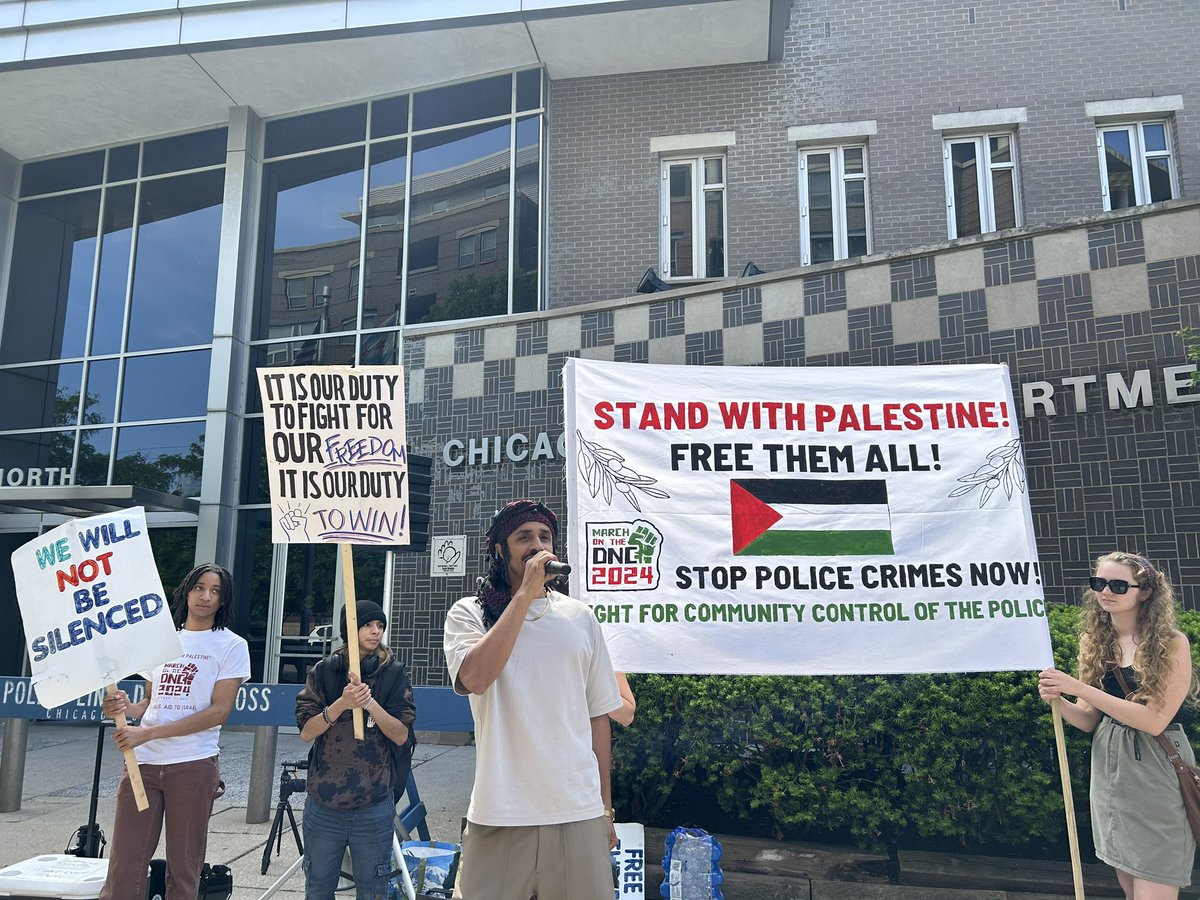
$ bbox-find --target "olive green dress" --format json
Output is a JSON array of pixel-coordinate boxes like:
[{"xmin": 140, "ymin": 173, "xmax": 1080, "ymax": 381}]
[{"xmin": 1090, "ymin": 667, "xmax": 1197, "ymax": 886}]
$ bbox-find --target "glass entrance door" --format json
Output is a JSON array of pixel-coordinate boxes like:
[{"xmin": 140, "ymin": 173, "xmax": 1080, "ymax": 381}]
[
  {"xmin": 263, "ymin": 542, "xmax": 389, "ymax": 684},
  {"xmin": 0, "ymin": 532, "xmax": 37, "ymax": 675}
]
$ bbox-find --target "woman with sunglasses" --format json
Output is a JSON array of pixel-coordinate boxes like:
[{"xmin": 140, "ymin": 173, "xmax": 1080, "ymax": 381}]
[{"xmin": 1039, "ymin": 552, "xmax": 1199, "ymax": 899}]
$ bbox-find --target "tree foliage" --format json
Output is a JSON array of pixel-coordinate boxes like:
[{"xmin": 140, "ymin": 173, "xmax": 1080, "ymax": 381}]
[
  {"xmin": 1182, "ymin": 327, "xmax": 1200, "ymax": 389},
  {"xmin": 52, "ymin": 389, "xmax": 205, "ymax": 495},
  {"xmin": 420, "ymin": 271, "xmax": 537, "ymax": 324}
]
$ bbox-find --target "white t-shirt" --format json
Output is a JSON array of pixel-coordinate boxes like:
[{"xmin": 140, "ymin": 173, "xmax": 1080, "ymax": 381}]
[
  {"xmin": 444, "ymin": 591, "xmax": 621, "ymax": 827},
  {"xmin": 136, "ymin": 627, "xmax": 251, "ymax": 766}
]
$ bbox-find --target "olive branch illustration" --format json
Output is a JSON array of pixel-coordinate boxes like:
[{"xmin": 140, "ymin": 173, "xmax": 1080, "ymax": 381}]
[
  {"xmin": 948, "ymin": 438, "xmax": 1026, "ymax": 508},
  {"xmin": 576, "ymin": 431, "xmax": 671, "ymax": 511}
]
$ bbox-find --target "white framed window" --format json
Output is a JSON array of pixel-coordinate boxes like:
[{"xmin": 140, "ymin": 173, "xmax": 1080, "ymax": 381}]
[
  {"xmin": 458, "ymin": 235, "xmax": 476, "ymax": 268},
  {"xmin": 798, "ymin": 145, "xmax": 871, "ymax": 265},
  {"xmin": 479, "ymin": 228, "xmax": 498, "ymax": 263},
  {"xmin": 340, "ymin": 307, "xmax": 378, "ymax": 344},
  {"xmin": 407, "ymin": 236, "xmax": 439, "ymax": 273},
  {"xmin": 659, "ymin": 155, "xmax": 727, "ymax": 280},
  {"xmin": 1097, "ymin": 121, "xmax": 1177, "ymax": 210},
  {"xmin": 943, "ymin": 133, "xmax": 1021, "ymax": 239},
  {"xmin": 284, "ymin": 277, "xmax": 307, "ymax": 310},
  {"xmin": 267, "ymin": 322, "xmax": 319, "ymax": 364},
  {"xmin": 313, "ymin": 273, "xmax": 330, "ymax": 307}
]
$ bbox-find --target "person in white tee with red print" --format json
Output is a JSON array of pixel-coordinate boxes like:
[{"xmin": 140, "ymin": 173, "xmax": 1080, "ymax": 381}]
[{"xmin": 99, "ymin": 563, "xmax": 251, "ymax": 900}]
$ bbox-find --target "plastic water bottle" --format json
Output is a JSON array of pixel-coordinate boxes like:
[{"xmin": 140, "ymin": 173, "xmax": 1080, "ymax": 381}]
[{"xmin": 668, "ymin": 833, "xmax": 714, "ymax": 899}]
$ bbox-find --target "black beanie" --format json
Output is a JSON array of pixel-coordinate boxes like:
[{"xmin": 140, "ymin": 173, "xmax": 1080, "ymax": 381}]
[{"xmin": 339, "ymin": 600, "xmax": 387, "ymax": 640}]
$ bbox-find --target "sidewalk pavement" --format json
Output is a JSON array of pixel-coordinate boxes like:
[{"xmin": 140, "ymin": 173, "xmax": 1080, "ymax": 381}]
[{"xmin": 0, "ymin": 722, "xmax": 475, "ymax": 899}]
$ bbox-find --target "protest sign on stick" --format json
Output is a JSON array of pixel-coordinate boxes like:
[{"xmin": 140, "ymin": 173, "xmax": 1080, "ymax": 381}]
[
  {"xmin": 565, "ymin": 358, "xmax": 1076, "ymax": 894},
  {"xmin": 258, "ymin": 365, "xmax": 409, "ymax": 739},
  {"xmin": 1052, "ymin": 702, "xmax": 1085, "ymax": 900},
  {"xmin": 11, "ymin": 507, "xmax": 182, "ymax": 811}
]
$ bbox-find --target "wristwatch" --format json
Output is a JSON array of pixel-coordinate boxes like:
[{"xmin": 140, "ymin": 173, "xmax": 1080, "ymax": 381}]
[{"xmin": 603, "ymin": 808, "xmax": 616, "ymax": 820}]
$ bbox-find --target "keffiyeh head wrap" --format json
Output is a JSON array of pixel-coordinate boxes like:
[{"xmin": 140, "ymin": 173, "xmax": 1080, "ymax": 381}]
[
  {"xmin": 488, "ymin": 499, "xmax": 558, "ymax": 549},
  {"xmin": 475, "ymin": 500, "xmax": 561, "ymax": 628}
]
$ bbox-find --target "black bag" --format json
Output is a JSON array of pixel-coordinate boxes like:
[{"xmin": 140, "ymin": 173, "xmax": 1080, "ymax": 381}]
[
  {"xmin": 198, "ymin": 863, "xmax": 233, "ymax": 900},
  {"xmin": 146, "ymin": 860, "xmax": 231, "ymax": 900}
]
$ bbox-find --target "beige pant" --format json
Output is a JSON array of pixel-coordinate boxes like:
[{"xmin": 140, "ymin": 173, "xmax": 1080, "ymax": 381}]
[{"xmin": 453, "ymin": 817, "xmax": 613, "ymax": 900}]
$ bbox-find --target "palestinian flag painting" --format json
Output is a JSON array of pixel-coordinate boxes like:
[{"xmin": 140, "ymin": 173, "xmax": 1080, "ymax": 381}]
[{"xmin": 730, "ymin": 478, "xmax": 895, "ymax": 556}]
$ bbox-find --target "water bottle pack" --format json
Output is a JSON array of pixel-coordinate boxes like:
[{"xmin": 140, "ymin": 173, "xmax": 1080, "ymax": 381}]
[{"xmin": 660, "ymin": 826, "xmax": 724, "ymax": 900}]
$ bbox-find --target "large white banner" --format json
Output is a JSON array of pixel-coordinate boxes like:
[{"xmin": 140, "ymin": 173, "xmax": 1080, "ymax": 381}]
[
  {"xmin": 257, "ymin": 366, "xmax": 409, "ymax": 545},
  {"xmin": 564, "ymin": 359, "xmax": 1053, "ymax": 675},
  {"xmin": 11, "ymin": 507, "xmax": 182, "ymax": 708}
]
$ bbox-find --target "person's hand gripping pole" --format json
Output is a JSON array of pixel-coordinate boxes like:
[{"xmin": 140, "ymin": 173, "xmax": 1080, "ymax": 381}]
[{"xmin": 102, "ymin": 684, "xmax": 149, "ymax": 811}]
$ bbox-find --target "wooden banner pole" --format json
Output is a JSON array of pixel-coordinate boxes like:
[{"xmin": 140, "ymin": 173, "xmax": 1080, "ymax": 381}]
[
  {"xmin": 341, "ymin": 543, "xmax": 364, "ymax": 740},
  {"xmin": 1052, "ymin": 700, "xmax": 1085, "ymax": 900},
  {"xmin": 104, "ymin": 684, "xmax": 149, "ymax": 811}
]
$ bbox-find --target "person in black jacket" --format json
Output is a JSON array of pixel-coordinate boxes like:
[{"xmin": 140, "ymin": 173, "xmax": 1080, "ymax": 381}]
[{"xmin": 296, "ymin": 600, "xmax": 416, "ymax": 900}]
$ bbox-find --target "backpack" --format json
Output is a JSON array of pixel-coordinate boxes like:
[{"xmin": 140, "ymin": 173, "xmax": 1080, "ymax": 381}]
[{"xmin": 375, "ymin": 659, "xmax": 417, "ymax": 803}]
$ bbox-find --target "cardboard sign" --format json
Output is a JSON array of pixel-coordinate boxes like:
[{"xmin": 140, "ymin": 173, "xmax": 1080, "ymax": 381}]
[
  {"xmin": 257, "ymin": 365, "xmax": 410, "ymax": 545},
  {"xmin": 11, "ymin": 507, "xmax": 182, "ymax": 708},
  {"xmin": 610, "ymin": 823, "xmax": 646, "ymax": 900},
  {"xmin": 565, "ymin": 359, "xmax": 1053, "ymax": 675}
]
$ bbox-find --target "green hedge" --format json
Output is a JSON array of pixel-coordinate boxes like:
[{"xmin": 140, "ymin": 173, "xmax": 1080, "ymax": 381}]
[{"xmin": 612, "ymin": 605, "xmax": 1200, "ymax": 858}]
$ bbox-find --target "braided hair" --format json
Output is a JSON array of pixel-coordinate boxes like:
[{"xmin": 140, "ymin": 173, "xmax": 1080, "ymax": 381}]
[{"xmin": 169, "ymin": 563, "xmax": 235, "ymax": 631}]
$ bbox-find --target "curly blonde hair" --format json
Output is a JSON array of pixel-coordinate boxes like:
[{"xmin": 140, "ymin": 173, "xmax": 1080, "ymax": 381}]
[{"xmin": 1078, "ymin": 551, "xmax": 1199, "ymax": 710}]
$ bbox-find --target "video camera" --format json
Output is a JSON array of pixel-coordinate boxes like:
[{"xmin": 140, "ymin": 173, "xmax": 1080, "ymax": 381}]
[
  {"xmin": 278, "ymin": 759, "xmax": 308, "ymax": 801},
  {"xmin": 262, "ymin": 760, "xmax": 310, "ymax": 876}
]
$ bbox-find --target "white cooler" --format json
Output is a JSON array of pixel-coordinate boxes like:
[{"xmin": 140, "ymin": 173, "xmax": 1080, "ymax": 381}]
[{"xmin": 0, "ymin": 855, "xmax": 109, "ymax": 899}]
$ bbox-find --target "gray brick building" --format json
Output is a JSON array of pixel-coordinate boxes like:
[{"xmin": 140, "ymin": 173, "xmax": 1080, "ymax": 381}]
[
  {"xmin": 400, "ymin": 201, "xmax": 1200, "ymax": 685},
  {"xmin": 0, "ymin": 1, "xmax": 1196, "ymax": 688},
  {"xmin": 549, "ymin": 0, "xmax": 1199, "ymax": 307}
]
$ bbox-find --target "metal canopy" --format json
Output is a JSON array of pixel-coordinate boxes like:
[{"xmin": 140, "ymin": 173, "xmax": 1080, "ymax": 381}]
[
  {"xmin": 0, "ymin": 485, "xmax": 200, "ymax": 518},
  {"xmin": 0, "ymin": 0, "xmax": 787, "ymax": 160}
]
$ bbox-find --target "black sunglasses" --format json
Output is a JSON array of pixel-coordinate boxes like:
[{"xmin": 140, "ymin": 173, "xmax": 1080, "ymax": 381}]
[{"xmin": 1088, "ymin": 577, "xmax": 1143, "ymax": 595}]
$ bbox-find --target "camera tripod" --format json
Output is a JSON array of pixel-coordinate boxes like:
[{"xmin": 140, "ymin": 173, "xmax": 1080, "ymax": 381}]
[
  {"xmin": 257, "ymin": 759, "xmax": 418, "ymax": 900},
  {"xmin": 260, "ymin": 760, "xmax": 307, "ymax": 876}
]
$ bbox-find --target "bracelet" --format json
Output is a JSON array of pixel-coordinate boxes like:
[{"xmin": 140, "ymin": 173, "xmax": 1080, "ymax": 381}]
[{"xmin": 321, "ymin": 707, "xmax": 332, "ymax": 725}]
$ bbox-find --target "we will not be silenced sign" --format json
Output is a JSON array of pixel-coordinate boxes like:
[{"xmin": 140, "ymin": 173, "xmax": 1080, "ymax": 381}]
[{"xmin": 11, "ymin": 507, "xmax": 181, "ymax": 709}]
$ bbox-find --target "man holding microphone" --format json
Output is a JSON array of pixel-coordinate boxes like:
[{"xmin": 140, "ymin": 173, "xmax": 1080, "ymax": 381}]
[{"xmin": 444, "ymin": 499, "xmax": 621, "ymax": 900}]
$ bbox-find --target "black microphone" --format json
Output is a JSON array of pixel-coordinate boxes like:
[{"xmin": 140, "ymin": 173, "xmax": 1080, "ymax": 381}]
[{"xmin": 544, "ymin": 561, "xmax": 572, "ymax": 577}]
